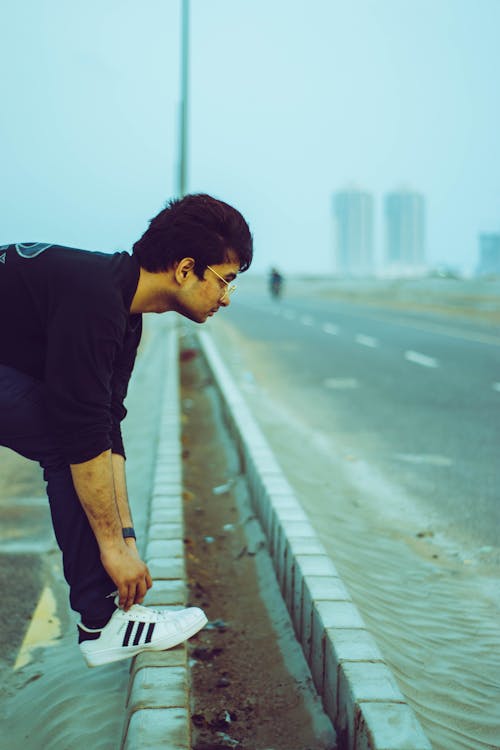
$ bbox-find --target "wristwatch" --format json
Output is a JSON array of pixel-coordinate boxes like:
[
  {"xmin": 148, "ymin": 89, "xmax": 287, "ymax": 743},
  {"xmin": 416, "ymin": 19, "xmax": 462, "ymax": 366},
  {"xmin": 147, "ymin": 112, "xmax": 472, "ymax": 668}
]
[{"xmin": 122, "ymin": 527, "xmax": 136, "ymax": 540}]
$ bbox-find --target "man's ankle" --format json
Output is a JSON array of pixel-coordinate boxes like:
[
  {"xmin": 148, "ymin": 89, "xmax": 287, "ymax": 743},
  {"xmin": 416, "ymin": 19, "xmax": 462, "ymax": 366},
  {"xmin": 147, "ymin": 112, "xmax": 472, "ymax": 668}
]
[
  {"xmin": 82, "ymin": 615, "xmax": 113, "ymax": 630},
  {"xmin": 77, "ymin": 613, "xmax": 115, "ymax": 643}
]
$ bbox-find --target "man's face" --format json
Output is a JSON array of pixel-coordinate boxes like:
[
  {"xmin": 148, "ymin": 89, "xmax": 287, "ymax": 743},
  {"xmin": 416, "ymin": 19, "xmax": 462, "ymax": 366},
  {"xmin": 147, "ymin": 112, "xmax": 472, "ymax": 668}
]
[{"xmin": 176, "ymin": 256, "xmax": 240, "ymax": 324}]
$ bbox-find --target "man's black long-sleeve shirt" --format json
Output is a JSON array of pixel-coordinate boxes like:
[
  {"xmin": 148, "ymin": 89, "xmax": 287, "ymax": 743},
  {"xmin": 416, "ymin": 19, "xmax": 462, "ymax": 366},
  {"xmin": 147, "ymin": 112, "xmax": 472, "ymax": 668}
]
[{"xmin": 0, "ymin": 242, "xmax": 142, "ymax": 464}]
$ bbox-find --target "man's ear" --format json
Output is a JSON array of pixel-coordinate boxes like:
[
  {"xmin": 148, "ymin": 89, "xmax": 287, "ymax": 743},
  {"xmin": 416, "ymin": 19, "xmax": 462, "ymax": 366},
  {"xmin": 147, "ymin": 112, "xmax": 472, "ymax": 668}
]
[{"xmin": 175, "ymin": 257, "xmax": 196, "ymax": 283}]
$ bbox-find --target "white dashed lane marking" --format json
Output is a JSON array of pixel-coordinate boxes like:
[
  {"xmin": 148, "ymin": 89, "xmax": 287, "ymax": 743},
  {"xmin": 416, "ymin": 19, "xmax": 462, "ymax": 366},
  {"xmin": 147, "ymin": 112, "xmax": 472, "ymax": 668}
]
[
  {"xmin": 300, "ymin": 315, "xmax": 314, "ymax": 326},
  {"xmin": 355, "ymin": 334, "xmax": 378, "ymax": 348},
  {"xmin": 324, "ymin": 377, "xmax": 359, "ymax": 389},
  {"xmin": 404, "ymin": 350, "xmax": 439, "ymax": 368},
  {"xmin": 394, "ymin": 453, "xmax": 453, "ymax": 467},
  {"xmin": 493, "ymin": 382, "xmax": 500, "ymax": 392},
  {"xmin": 322, "ymin": 322, "xmax": 339, "ymax": 335}
]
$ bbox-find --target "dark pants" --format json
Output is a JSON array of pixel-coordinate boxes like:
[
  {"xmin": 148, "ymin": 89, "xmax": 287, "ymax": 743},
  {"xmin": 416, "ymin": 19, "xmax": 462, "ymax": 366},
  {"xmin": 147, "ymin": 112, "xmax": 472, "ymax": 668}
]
[{"xmin": 0, "ymin": 364, "xmax": 116, "ymax": 623}]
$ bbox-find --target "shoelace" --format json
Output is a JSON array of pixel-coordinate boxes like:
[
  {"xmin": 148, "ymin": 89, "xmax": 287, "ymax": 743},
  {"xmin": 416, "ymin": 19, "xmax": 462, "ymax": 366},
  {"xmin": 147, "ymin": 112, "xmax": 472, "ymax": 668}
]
[
  {"xmin": 118, "ymin": 603, "xmax": 181, "ymax": 622},
  {"xmin": 110, "ymin": 593, "xmax": 178, "ymax": 620}
]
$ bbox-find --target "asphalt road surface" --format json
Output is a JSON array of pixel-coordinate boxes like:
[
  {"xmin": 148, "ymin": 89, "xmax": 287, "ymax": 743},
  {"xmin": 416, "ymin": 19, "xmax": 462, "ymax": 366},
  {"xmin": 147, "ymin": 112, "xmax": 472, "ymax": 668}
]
[
  {"xmin": 206, "ymin": 278, "xmax": 500, "ymax": 750},
  {"xmin": 210, "ymin": 280, "xmax": 500, "ymax": 551}
]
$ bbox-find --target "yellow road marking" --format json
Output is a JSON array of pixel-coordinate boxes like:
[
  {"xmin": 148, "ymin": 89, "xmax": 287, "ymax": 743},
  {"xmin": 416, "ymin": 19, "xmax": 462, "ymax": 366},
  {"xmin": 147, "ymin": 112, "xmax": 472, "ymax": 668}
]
[{"xmin": 14, "ymin": 586, "xmax": 61, "ymax": 670}]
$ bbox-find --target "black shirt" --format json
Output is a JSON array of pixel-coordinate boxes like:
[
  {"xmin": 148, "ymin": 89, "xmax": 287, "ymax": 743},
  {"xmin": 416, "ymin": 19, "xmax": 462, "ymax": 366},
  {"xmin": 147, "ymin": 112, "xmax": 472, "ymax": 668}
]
[{"xmin": 0, "ymin": 243, "xmax": 142, "ymax": 464}]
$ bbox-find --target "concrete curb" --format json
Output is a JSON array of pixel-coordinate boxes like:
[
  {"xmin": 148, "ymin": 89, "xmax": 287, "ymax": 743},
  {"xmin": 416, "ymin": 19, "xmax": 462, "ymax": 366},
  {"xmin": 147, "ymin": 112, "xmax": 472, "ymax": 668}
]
[
  {"xmin": 121, "ymin": 324, "xmax": 191, "ymax": 750},
  {"xmin": 197, "ymin": 329, "xmax": 433, "ymax": 750}
]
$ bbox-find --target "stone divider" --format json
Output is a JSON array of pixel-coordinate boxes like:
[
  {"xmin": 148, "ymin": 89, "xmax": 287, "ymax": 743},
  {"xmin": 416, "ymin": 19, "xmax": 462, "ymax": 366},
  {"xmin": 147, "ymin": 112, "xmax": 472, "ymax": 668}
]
[
  {"xmin": 197, "ymin": 330, "xmax": 433, "ymax": 750},
  {"xmin": 121, "ymin": 323, "xmax": 191, "ymax": 749}
]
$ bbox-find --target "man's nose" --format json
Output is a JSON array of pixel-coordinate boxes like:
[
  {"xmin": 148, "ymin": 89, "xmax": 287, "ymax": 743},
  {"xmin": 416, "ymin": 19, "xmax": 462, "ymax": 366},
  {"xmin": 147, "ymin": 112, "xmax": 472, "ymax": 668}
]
[{"xmin": 220, "ymin": 293, "xmax": 230, "ymax": 307}]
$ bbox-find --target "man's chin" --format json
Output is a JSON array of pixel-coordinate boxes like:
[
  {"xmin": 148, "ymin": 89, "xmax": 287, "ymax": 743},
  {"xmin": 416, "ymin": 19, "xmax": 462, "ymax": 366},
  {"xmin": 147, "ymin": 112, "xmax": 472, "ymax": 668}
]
[{"xmin": 179, "ymin": 310, "xmax": 210, "ymax": 324}]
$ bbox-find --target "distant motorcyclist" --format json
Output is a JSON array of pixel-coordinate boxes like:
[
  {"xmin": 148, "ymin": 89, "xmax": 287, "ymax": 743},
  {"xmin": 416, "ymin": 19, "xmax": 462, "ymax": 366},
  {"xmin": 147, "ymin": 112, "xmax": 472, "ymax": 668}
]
[{"xmin": 269, "ymin": 267, "xmax": 284, "ymax": 299}]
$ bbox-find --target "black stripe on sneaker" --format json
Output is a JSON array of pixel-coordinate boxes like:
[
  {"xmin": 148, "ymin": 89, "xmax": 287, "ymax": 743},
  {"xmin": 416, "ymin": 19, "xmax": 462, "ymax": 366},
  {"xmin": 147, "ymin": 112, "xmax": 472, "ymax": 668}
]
[
  {"xmin": 145, "ymin": 623, "xmax": 155, "ymax": 643},
  {"xmin": 123, "ymin": 620, "xmax": 134, "ymax": 647},
  {"xmin": 133, "ymin": 622, "xmax": 145, "ymax": 646}
]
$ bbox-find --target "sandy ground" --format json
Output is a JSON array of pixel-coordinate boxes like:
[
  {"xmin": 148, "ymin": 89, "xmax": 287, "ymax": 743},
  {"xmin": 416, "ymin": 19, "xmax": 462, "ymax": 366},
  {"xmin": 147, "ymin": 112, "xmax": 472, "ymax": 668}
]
[{"xmin": 180, "ymin": 335, "xmax": 335, "ymax": 750}]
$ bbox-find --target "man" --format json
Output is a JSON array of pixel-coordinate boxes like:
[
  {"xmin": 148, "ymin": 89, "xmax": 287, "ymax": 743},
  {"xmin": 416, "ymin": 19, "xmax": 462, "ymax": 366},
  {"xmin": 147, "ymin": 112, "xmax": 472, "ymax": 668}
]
[{"xmin": 0, "ymin": 193, "xmax": 253, "ymax": 667}]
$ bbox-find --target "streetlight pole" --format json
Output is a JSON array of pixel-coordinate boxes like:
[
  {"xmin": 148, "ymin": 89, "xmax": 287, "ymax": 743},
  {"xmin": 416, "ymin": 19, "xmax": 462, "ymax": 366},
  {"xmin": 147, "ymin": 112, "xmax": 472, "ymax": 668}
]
[{"xmin": 178, "ymin": 0, "xmax": 189, "ymax": 197}]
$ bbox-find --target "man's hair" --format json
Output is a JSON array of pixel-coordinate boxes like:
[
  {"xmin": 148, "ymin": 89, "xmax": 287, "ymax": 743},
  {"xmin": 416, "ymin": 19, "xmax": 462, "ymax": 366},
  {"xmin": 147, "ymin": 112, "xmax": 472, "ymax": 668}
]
[{"xmin": 132, "ymin": 193, "xmax": 253, "ymax": 276}]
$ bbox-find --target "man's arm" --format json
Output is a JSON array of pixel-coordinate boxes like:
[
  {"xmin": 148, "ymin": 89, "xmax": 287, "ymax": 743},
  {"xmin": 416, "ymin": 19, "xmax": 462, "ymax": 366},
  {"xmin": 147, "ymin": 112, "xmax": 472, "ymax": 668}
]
[
  {"xmin": 110, "ymin": 451, "xmax": 145, "ymax": 560},
  {"xmin": 111, "ymin": 451, "xmax": 134, "ymax": 528},
  {"xmin": 70, "ymin": 449, "xmax": 152, "ymax": 611}
]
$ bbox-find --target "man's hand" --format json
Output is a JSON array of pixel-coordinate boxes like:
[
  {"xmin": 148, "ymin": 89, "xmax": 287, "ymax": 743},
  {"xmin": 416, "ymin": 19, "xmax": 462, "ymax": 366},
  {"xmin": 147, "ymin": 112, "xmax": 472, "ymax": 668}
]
[{"xmin": 101, "ymin": 542, "xmax": 153, "ymax": 611}]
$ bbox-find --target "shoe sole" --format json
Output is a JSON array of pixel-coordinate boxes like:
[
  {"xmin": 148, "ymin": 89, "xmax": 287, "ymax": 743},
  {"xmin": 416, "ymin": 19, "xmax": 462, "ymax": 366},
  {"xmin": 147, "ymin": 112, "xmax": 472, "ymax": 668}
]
[{"xmin": 80, "ymin": 611, "xmax": 208, "ymax": 668}]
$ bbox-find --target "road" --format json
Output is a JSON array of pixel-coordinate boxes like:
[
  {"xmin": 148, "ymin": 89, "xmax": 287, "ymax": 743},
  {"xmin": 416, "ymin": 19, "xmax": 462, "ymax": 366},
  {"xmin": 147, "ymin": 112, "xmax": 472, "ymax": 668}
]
[
  {"xmin": 210, "ymin": 281, "xmax": 500, "ymax": 551},
  {"xmin": 207, "ymin": 279, "xmax": 500, "ymax": 750}
]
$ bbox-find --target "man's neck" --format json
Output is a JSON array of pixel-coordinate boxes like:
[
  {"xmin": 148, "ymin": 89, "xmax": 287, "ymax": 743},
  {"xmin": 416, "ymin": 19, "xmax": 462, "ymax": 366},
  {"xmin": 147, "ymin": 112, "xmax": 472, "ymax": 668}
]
[{"xmin": 129, "ymin": 267, "xmax": 175, "ymax": 314}]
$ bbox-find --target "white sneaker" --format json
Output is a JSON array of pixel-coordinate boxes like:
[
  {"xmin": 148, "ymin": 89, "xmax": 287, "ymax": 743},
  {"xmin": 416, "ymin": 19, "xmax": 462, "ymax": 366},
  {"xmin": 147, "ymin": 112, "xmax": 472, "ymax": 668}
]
[{"xmin": 78, "ymin": 604, "xmax": 207, "ymax": 667}]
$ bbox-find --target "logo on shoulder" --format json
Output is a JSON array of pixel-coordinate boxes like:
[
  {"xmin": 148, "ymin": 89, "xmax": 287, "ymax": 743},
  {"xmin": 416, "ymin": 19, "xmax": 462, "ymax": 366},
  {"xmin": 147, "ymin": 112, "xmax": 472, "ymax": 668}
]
[
  {"xmin": 0, "ymin": 252, "xmax": 6, "ymax": 265},
  {"xmin": 15, "ymin": 243, "xmax": 53, "ymax": 259}
]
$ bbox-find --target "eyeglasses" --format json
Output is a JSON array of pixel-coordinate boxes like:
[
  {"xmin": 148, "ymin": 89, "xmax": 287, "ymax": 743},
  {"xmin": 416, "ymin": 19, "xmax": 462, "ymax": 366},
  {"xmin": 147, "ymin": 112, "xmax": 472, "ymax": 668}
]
[{"xmin": 206, "ymin": 265, "xmax": 237, "ymax": 300}]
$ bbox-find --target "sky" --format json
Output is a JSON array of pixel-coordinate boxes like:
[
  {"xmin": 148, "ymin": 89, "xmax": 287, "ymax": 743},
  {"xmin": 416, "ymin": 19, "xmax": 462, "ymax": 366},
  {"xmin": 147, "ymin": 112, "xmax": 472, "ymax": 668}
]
[{"xmin": 1, "ymin": 0, "xmax": 499, "ymax": 275}]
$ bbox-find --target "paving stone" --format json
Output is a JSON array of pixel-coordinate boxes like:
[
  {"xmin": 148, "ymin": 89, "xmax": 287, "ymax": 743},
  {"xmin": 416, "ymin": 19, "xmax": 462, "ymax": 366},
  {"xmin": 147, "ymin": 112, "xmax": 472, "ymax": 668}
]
[
  {"xmin": 122, "ymin": 707, "xmax": 190, "ymax": 749},
  {"xmin": 149, "ymin": 506, "xmax": 183, "ymax": 525},
  {"xmin": 262, "ymin": 488, "xmax": 298, "ymax": 525},
  {"xmin": 145, "ymin": 579, "xmax": 185, "ymax": 606},
  {"xmin": 306, "ymin": 599, "xmax": 366, "ymax": 671},
  {"xmin": 150, "ymin": 493, "xmax": 183, "ymax": 511},
  {"xmin": 147, "ymin": 556, "xmax": 184, "ymax": 580},
  {"xmin": 338, "ymin": 662, "xmax": 406, "ymax": 749},
  {"xmin": 323, "ymin": 628, "xmax": 384, "ymax": 723},
  {"xmin": 152, "ymin": 482, "xmax": 183, "ymax": 496},
  {"xmin": 130, "ymin": 647, "xmax": 186, "ymax": 680},
  {"xmin": 303, "ymin": 576, "xmax": 353, "ymax": 690},
  {"xmin": 146, "ymin": 538, "xmax": 183, "ymax": 560},
  {"xmin": 272, "ymin": 519, "xmax": 317, "ymax": 582},
  {"xmin": 356, "ymin": 702, "xmax": 433, "ymax": 750},
  {"xmin": 148, "ymin": 522, "xmax": 183, "ymax": 540},
  {"xmin": 127, "ymin": 666, "xmax": 187, "ymax": 713}
]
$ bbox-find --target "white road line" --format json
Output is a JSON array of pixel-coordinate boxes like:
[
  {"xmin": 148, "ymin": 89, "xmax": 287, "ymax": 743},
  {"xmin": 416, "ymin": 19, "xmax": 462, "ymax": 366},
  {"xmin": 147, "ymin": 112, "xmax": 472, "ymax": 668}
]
[
  {"xmin": 324, "ymin": 377, "xmax": 359, "ymax": 389},
  {"xmin": 394, "ymin": 453, "xmax": 453, "ymax": 467},
  {"xmin": 14, "ymin": 586, "xmax": 61, "ymax": 670},
  {"xmin": 405, "ymin": 350, "xmax": 439, "ymax": 368},
  {"xmin": 355, "ymin": 334, "xmax": 378, "ymax": 348},
  {"xmin": 493, "ymin": 382, "xmax": 500, "ymax": 392},
  {"xmin": 300, "ymin": 315, "xmax": 314, "ymax": 326},
  {"xmin": 322, "ymin": 322, "xmax": 339, "ymax": 335},
  {"xmin": 283, "ymin": 310, "xmax": 296, "ymax": 320}
]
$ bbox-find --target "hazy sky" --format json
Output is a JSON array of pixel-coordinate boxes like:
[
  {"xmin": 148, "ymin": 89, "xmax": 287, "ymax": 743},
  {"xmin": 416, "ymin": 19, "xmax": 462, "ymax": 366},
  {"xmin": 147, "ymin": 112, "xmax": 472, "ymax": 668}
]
[{"xmin": 1, "ymin": 0, "xmax": 499, "ymax": 274}]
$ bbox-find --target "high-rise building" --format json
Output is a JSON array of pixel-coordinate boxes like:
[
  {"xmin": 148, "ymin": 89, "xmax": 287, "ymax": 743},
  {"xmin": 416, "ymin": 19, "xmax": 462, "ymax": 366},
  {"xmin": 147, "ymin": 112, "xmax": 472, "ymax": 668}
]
[
  {"xmin": 333, "ymin": 189, "xmax": 374, "ymax": 276},
  {"xmin": 477, "ymin": 233, "xmax": 500, "ymax": 275},
  {"xmin": 384, "ymin": 189, "xmax": 426, "ymax": 273}
]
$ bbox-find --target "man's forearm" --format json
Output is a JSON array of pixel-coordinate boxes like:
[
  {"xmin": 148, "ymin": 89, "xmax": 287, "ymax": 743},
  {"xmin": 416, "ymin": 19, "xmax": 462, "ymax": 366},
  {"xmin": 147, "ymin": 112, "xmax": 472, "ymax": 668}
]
[
  {"xmin": 111, "ymin": 452, "xmax": 134, "ymax": 530},
  {"xmin": 70, "ymin": 449, "xmax": 123, "ymax": 550},
  {"xmin": 70, "ymin": 448, "xmax": 152, "ymax": 610}
]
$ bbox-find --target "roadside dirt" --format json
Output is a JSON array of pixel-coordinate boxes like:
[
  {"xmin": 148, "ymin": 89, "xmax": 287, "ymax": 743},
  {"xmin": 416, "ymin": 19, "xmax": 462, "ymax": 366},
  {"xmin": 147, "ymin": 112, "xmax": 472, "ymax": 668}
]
[{"xmin": 180, "ymin": 334, "xmax": 335, "ymax": 750}]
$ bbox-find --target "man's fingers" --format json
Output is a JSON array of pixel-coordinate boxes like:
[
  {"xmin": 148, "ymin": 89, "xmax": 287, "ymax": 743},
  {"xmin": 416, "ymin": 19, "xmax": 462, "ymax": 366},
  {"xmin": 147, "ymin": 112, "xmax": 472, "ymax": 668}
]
[
  {"xmin": 135, "ymin": 578, "xmax": 148, "ymax": 605},
  {"xmin": 118, "ymin": 582, "xmax": 128, "ymax": 610},
  {"xmin": 124, "ymin": 584, "xmax": 136, "ymax": 611},
  {"xmin": 104, "ymin": 550, "xmax": 152, "ymax": 609}
]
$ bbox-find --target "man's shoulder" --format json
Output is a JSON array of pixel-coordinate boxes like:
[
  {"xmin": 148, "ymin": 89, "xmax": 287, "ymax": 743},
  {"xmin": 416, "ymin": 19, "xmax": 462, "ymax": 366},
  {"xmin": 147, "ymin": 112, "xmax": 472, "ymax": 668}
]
[{"xmin": 0, "ymin": 242, "xmax": 124, "ymax": 268}]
